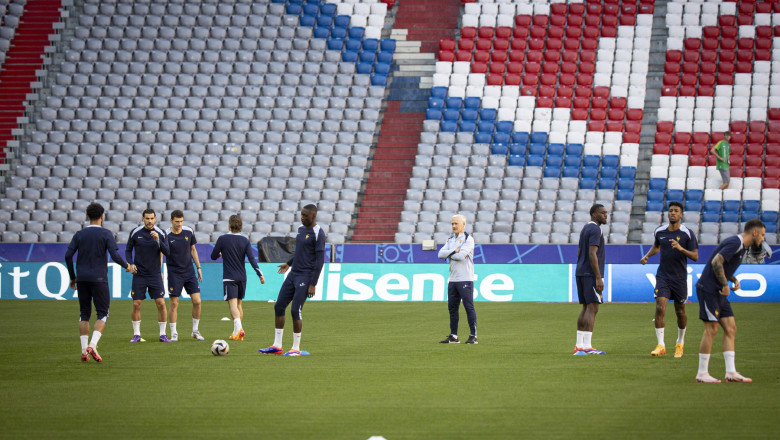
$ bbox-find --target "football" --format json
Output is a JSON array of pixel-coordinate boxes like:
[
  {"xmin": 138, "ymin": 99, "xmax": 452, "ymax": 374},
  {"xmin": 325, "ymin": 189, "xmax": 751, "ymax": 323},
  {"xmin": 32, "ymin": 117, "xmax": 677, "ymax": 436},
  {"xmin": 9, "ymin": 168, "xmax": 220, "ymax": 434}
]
[{"xmin": 211, "ymin": 339, "xmax": 229, "ymax": 356}]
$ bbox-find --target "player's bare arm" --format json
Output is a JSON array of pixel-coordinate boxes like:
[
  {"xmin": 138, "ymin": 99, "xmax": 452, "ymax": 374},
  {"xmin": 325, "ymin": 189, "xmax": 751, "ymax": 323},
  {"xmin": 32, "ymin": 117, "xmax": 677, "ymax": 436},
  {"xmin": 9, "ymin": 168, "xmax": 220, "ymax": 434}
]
[
  {"xmin": 670, "ymin": 238, "xmax": 699, "ymax": 261},
  {"xmin": 640, "ymin": 244, "xmax": 660, "ymax": 264},
  {"xmin": 711, "ymin": 254, "xmax": 730, "ymax": 296},
  {"xmin": 191, "ymin": 245, "xmax": 203, "ymax": 282},
  {"xmin": 277, "ymin": 263, "xmax": 290, "ymax": 274},
  {"xmin": 588, "ymin": 245, "xmax": 603, "ymax": 293},
  {"xmin": 307, "ymin": 285, "xmax": 315, "ymax": 298}
]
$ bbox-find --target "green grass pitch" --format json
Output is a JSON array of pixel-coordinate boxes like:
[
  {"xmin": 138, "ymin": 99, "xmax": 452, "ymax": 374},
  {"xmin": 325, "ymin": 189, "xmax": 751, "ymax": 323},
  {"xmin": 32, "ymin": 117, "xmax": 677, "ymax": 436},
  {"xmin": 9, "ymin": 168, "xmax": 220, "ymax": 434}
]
[{"xmin": 1, "ymin": 300, "xmax": 779, "ymax": 440}]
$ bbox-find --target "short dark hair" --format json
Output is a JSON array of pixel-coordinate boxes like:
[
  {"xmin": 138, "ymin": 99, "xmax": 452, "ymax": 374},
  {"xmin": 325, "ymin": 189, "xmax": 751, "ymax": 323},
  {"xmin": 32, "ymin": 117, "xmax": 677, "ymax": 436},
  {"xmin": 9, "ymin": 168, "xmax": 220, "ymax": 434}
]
[
  {"xmin": 668, "ymin": 201, "xmax": 684, "ymax": 212},
  {"xmin": 744, "ymin": 218, "xmax": 766, "ymax": 233},
  {"xmin": 724, "ymin": 131, "xmax": 731, "ymax": 137},
  {"xmin": 170, "ymin": 210, "xmax": 184, "ymax": 220},
  {"xmin": 86, "ymin": 203, "xmax": 104, "ymax": 221},
  {"xmin": 303, "ymin": 204, "xmax": 318, "ymax": 213},
  {"xmin": 142, "ymin": 208, "xmax": 156, "ymax": 218},
  {"xmin": 229, "ymin": 214, "xmax": 242, "ymax": 232},
  {"xmin": 589, "ymin": 203, "xmax": 604, "ymax": 216}
]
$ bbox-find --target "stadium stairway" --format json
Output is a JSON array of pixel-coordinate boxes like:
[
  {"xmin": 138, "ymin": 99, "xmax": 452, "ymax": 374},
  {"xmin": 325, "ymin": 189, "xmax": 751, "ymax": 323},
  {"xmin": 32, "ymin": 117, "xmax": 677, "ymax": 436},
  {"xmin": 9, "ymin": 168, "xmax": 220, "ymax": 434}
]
[
  {"xmin": 351, "ymin": 0, "xmax": 461, "ymax": 242},
  {"xmin": 0, "ymin": 0, "xmax": 64, "ymax": 168}
]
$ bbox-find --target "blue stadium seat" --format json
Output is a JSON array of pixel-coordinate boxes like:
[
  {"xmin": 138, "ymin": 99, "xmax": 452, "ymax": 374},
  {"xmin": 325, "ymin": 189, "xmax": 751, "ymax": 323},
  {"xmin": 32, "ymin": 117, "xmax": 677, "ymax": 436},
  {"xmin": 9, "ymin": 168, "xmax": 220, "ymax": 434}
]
[
  {"xmin": 723, "ymin": 199, "xmax": 741, "ymax": 212},
  {"xmin": 475, "ymin": 132, "xmax": 493, "ymax": 143},
  {"xmin": 334, "ymin": 15, "xmax": 350, "ymax": 28},
  {"xmin": 766, "ymin": 222, "xmax": 778, "ymax": 234},
  {"xmin": 647, "ymin": 188, "xmax": 665, "ymax": 201},
  {"xmin": 685, "ymin": 200, "xmax": 703, "ymax": 212},
  {"xmin": 526, "ymin": 154, "xmax": 544, "ymax": 166},
  {"xmin": 686, "ymin": 189, "xmax": 703, "ymax": 203},
  {"xmin": 425, "ymin": 108, "xmax": 442, "ymax": 120},
  {"xmin": 477, "ymin": 120, "xmax": 494, "ymax": 132},
  {"xmin": 508, "ymin": 155, "xmax": 525, "ymax": 166},
  {"xmin": 374, "ymin": 62, "xmax": 391, "ymax": 75},
  {"xmin": 563, "ymin": 166, "xmax": 580, "ymax": 178},
  {"xmin": 666, "ymin": 189, "xmax": 684, "ymax": 202},
  {"xmin": 377, "ymin": 51, "xmax": 393, "ymax": 64},
  {"xmin": 545, "ymin": 154, "xmax": 563, "ymax": 168},
  {"xmin": 461, "ymin": 108, "xmax": 478, "ymax": 121},
  {"xmin": 317, "ymin": 15, "xmax": 333, "ymax": 26},
  {"xmin": 371, "ymin": 74, "xmax": 387, "ymax": 86},
  {"xmin": 380, "ymin": 39, "xmax": 397, "ymax": 52},
  {"xmin": 459, "ymin": 120, "xmax": 476, "ymax": 132},
  {"xmin": 348, "ymin": 27, "xmax": 365, "ymax": 39},
  {"xmin": 327, "ymin": 38, "xmax": 344, "ymax": 50},
  {"xmin": 761, "ymin": 211, "xmax": 779, "ymax": 224},
  {"xmin": 342, "ymin": 50, "xmax": 359, "ymax": 62},
  {"xmin": 479, "ymin": 108, "xmax": 497, "ymax": 121},
  {"xmin": 598, "ymin": 178, "xmax": 617, "ymax": 189},
  {"xmin": 300, "ymin": 15, "xmax": 316, "ymax": 26},
  {"xmin": 313, "ymin": 27, "xmax": 330, "ymax": 38},
  {"xmin": 362, "ymin": 39, "xmax": 379, "ymax": 52},
  {"xmin": 580, "ymin": 177, "xmax": 597, "ymax": 189},
  {"xmin": 493, "ymin": 132, "xmax": 511, "ymax": 143},
  {"xmin": 428, "ymin": 97, "xmax": 444, "ymax": 109},
  {"xmin": 602, "ymin": 155, "xmax": 619, "ymax": 167},
  {"xmin": 646, "ymin": 199, "xmax": 663, "ymax": 211},
  {"xmin": 702, "ymin": 211, "xmax": 720, "ymax": 222},
  {"xmin": 742, "ymin": 200, "xmax": 760, "ymax": 213},
  {"xmin": 464, "ymin": 97, "xmax": 480, "ymax": 109},
  {"xmin": 617, "ymin": 177, "xmax": 634, "ymax": 190},
  {"xmin": 356, "ymin": 62, "xmax": 372, "ymax": 74},
  {"xmin": 287, "ymin": 3, "xmax": 303, "ymax": 14},
  {"xmin": 511, "ymin": 131, "xmax": 529, "ymax": 144},
  {"xmin": 599, "ymin": 166, "xmax": 618, "ymax": 179},
  {"xmin": 740, "ymin": 211, "xmax": 759, "ymax": 222},
  {"xmin": 430, "ymin": 87, "xmax": 447, "ymax": 99},
  {"xmin": 345, "ymin": 38, "xmax": 362, "ymax": 51},
  {"xmin": 544, "ymin": 166, "xmax": 562, "ymax": 178},
  {"xmin": 528, "ymin": 142, "xmax": 546, "ymax": 155},
  {"xmin": 359, "ymin": 51, "xmax": 376, "ymax": 63},
  {"xmin": 509, "ymin": 143, "xmax": 527, "ymax": 155},
  {"xmin": 582, "ymin": 155, "xmax": 600, "ymax": 167},
  {"xmin": 581, "ymin": 166, "xmax": 598, "ymax": 178},
  {"xmin": 564, "ymin": 155, "xmax": 581, "ymax": 166},
  {"xmin": 445, "ymin": 97, "xmax": 462, "ymax": 108},
  {"xmin": 530, "ymin": 132, "xmax": 548, "ymax": 144},
  {"xmin": 331, "ymin": 27, "xmax": 347, "ymax": 39},
  {"xmin": 440, "ymin": 120, "xmax": 458, "ymax": 132},
  {"xmin": 496, "ymin": 121, "xmax": 513, "ymax": 133},
  {"xmin": 617, "ymin": 189, "xmax": 634, "ymax": 200},
  {"xmin": 648, "ymin": 178, "xmax": 666, "ymax": 190},
  {"xmin": 566, "ymin": 143, "xmax": 583, "ymax": 156},
  {"xmin": 619, "ymin": 167, "xmax": 636, "ymax": 179},
  {"xmin": 320, "ymin": 2, "xmax": 337, "ymax": 15},
  {"xmin": 721, "ymin": 211, "xmax": 739, "ymax": 222},
  {"xmin": 548, "ymin": 143, "xmax": 565, "ymax": 155},
  {"xmin": 491, "ymin": 144, "xmax": 509, "ymax": 155}
]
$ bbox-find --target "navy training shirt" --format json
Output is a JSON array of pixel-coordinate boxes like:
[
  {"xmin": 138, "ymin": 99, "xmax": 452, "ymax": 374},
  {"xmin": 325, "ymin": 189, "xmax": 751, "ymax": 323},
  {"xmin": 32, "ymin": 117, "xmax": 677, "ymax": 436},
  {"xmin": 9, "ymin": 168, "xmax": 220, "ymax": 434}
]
[
  {"xmin": 698, "ymin": 235, "xmax": 746, "ymax": 293},
  {"xmin": 126, "ymin": 225, "xmax": 169, "ymax": 277},
  {"xmin": 576, "ymin": 222, "xmax": 605, "ymax": 277},
  {"xmin": 165, "ymin": 226, "xmax": 197, "ymax": 277},
  {"xmin": 210, "ymin": 233, "xmax": 263, "ymax": 281},
  {"xmin": 286, "ymin": 224, "xmax": 327, "ymax": 286},
  {"xmin": 654, "ymin": 223, "xmax": 698, "ymax": 281},
  {"xmin": 65, "ymin": 225, "xmax": 128, "ymax": 282}
]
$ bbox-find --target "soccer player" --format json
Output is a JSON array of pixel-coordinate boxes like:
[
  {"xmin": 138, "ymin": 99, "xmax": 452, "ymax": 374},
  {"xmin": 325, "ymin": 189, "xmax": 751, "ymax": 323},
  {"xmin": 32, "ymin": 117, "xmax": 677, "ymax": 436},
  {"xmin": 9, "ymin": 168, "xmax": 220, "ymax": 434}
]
[
  {"xmin": 210, "ymin": 214, "xmax": 265, "ymax": 341},
  {"xmin": 126, "ymin": 208, "xmax": 171, "ymax": 343},
  {"xmin": 710, "ymin": 131, "xmax": 731, "ymax": 190},
  {"xmin": 695, "ymin": 219, "xmax": 765, "ymax": 383},
  {"xmin": 65, "ymin": 203, "xmax": 135, "ymax": 362},
  {"xmin": 640, "ymin": 201, "xmax": 699, "ymax": 357},
  {"xmin": 165, "ymin": 210, "xmax": 205, "ymax": 341},
  {"xmin": 573, "ymin": 204, "xmax": 608, "ymax": 356},
  {"xmin": 259, "ymin": 204, "xmax": 326, "ymax": 356},
  {"xmin": 438, "ymin": 214, "xmax": 478, "ymax": 344}
]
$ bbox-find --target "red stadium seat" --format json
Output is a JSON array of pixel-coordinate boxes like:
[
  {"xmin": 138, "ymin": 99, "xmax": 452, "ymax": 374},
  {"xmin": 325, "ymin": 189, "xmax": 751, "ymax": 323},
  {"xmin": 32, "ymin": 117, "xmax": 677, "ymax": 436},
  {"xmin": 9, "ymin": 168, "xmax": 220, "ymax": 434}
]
[
  {"xmin": 749, "ymin": 121, "xmax": 766, "ymax": 132},
  {"xmin": 439, "ymin": 39, "xmax": 455, "ymax": 51},
  {"xmin": 563, "ymin": 38, "xmax": 580, "ymax": 50},
  {"xmin": 730, "ymin": 166, "xmax": 744, "ymax": 178},
  {"xmin": 679, "ymin": 85, "xmax": 696, "ymax": 96},
  {"xmin": 730, "ymin": 155, "xmax": 744, "ymax": 167},
  {"xmin": 474, "ymin": 51, "xmax": 490, "ymax": 62},
  {"xmin": 682, "ymin": 62, "xmax": 698, "ymax": 74},
  {"xmin": 581, "ymin": 38, "xmax": 598, "ymax": 50},
  {"xmin": 486, "ymin": 73, "xmax": 503, "ymax": 85},
  {"xmin": 606, "ymin": 121, "xmax": 623, "ymax": 132},
  {"xmin": 681, "ymin": 73, "xmax": 697, "ymax": 86},
  {"xmin": 588, "ymin": 121, "xmax": 605, "ymax": 132},
  {"xmin": 765, "ymin": 178, "xmax": 780, "ymax": 188},
  {"xmin": 458, "ymin": 39, "xmax": 474, "ymax": 51},
  {"xmin": 665, "ymin": 62, "xmax": 681, "ymax": 74},
  {"xmin": 703, "ymin": 26, "xmax": 720, "ymax": 39},
  {"xmin": 540, "ymin": 73, "xmax": 556, "ymax": 85},
  {"xmin": 508, "ymin": 50, "xmax": 524, "ymax": 62},
  {"xmin": 721, "ymin": 38, "xmax": 737, "ymax": 50},
  {"xmin": 528, "ymin": 38, "xmax": 544, "ymax": 50},
  {"xmin": 551, "ymin": 2, "xmax": 567, "ymax": 15},
  {"xmin": 626, "ymin": 109, "xmax": 643, "ymax": 120},
  {"xmin": 745, "ymin": 167, "xmax": 762, "ymax": 178},
  {"xmin": 575, "ymin": 87, "xmax": 591, "ymax": 98},
  {"xmin": 666, "ymin": 50, "xmax": 682, "ymax": 62},
  {"xmin": 601, "ymin": 26, "xmax": 617, "ymax": 38},
  {"xmin": 719, "ymin": 16, "xmax": 736, "ymax": 26},
  {"xmin": 591, "ymin": 97, "xmax": 608, "ymax": 109},
  {"xmin": 532, "ymin": 14, "xmax": 548, "ymax": 26},
  {"xmin": 579, "ymin": 62, "xmax": 596, "ymax": 74},
  {"xmin": 569, "ymin": 3, "xmax": 585, "ymax": 14},
  {"xmin": 574, "ymin": 97, "xmax": 590, "ymax": 109},
  {"xmin": 543, "ymin": 51, "xmax": 561, "ymax": 63},
  {"xmin": 746, "ymin": 143, "xmax": 764, "ymax": 156},
  {"xmin": 460, "ymin": 27, "xmax": 477, "ymax": 39},
  {"xmin": 619, "ymin": 15, "xmax": 636, "ymax": 26},
  {"xmin": 691, "ymin": 143, "xmax": 709, "ymax": 156},
  {"xmin": 737, "ymin": 49, "xmax": 753, "ymax": 62},
  {"xmin": 655, "ymin": 132, "xmax": 673, "ymax": 144},
  {"xmin": 567, "ymin": 14, "xmax": 583, "ymax": 27},
  {"xmin": 731, "ymin": 121, "xmax": 748, "ymax": 132},
  {"xmin": 689, "ymin": 156, "xmax": 706, "ymax": 166},
  {"xmin": 495, "ymin": 26, "xmax": 512, "ymax": 40},
  {"xmin": 560, "ymin": 62, "xmax": 576, "ymax": 74},
  {"xmin": 731, "ymin": 143, "xmax": 745, "ymax": 156},
  {"xmin": 542, "ymin": 62, "xmax": 558, "ymax": 75},
  {"xmin": 700, "ymin": 62, "xmax": 717, "ymax": 74},
  {"xmin": 663, "ymin": 74, "xmax": 679, "ymax": 86},
  {"xmin": 525, "ymin": 62, "xmax": 541, "ymax": 74},
  {"xmin": 489, "ymin": 62, "xmax": 505, "ymax": 74},
  {"xmin": 756, "ymin": 49, "xmax": 771, "ymax": 61},
  {"xmin": 736, "ymin": 62, "xmax": 753, "ymax": 73},
  {"xmin": 559, "ymin": 73, "xmax": 575, "ymax": 86},
  {"xmin": 769, "ymin": 120, "xmax": 780, "ymax": 131},
  {"xmin": 538, "ymin": 85, "xmax": 554, "ymax": 98},
  {"xmin": 477, "ymin": 27, "xmax": 494, "ymax": 39},
  {"xmin": 758, "ymin": 3, "xmax": 773, "ymax": 13},
  {"xmin": 515, "ymin": 15, "xmax": 531, "ymax": 27},
  {"xmin": 623, "ymin": 132, "xmax": 641, "ymax": 143},
  {"xmin": 625, "ymin": 121, "xmax": 641, "ymax": 134},
  {"xmin": 717, "ymin": 73, "xmax": 734, "ymax": 86},
  {"xmin": 608, "ymin": 109, "xmax": 625, "ymax": 121},
  {"xmin": 557, "ymin": 85, "xmax": 573, "ymax": 98},
  {"xmin": 674, "ymin": 132, "xmax": 692, "ymax": 144},
  {"xmin": 746, "ymin": 156, "xmax": 763, "ymax": 167},
  {"xmin": 653, "ymin": 143, "xmax": 671, "ymax": 155},
  {"xmin": 672, "ymin": 143, "xmax": 690, "ymax": 155},
  {"xmin": 566, "ymin": 27, "xmax": 582, "ymax": 39},
  {"xmin": 738, "ymin": 38, "xmax": 754, "ymax": 50},
  {"xmin": 536, "ymin": 96, "xmax": 553, "ymax": 108},
  {"xmin": 475, "ymin": 38, "xmax": 492, "ymax": 51},
  {"xmin": 513, "ymin": 26, "xmax": 529, "ymax": 39},
  {"xmin": 522, "ymin": 73, "xmax": 539, "ymax": 86},
  {"xmin": 555, "ymin": 97, "xmax": 572, "ymax": 108},
  {"xmin": 530, "ymin": 25, "xmax": 546, "ymax": 39},
  {"xmin": 507, "ymin": 61, "xmax": 522, "ymax": 73},
  {"xmin": 548, "ymin": 26, "xmax": 564, "ymax": 39},
  {"xmin": 493, "ymin": 39, "xmax": 509, "ymax": 51},
  {"xmin": 590, "ymin": 108, "xmax": 607, "ymax": 120},
  {"xmin": 526, "ymin": 50, "xmax": 542, "ymax": 63},
  {"xmin": 698, "ymin": 85, "xmax": 715, "ymax": 96},
  {"xmin": 438, "ymin": 50, "xmax": 455, "ymax": 62},
  {"xmin": 692, "ymin": 132, "xmax": 710, "ymax": 144},
  {"xmin": 766, "ymin": 156, "xmax": 780, "ymax": 168},
  {"xmin": 610, "ymin": 96, "xmax": 627, "ymax": 109},
  {"xmin": 455, "ymin": 51, "xmax": 472, "ymax": 61},
  {"xmin": 471, "ymin": 62, "xmax": 488, "ymax": 73},
  {"xmin": 699, "ymin": 74, "xmax": 716, "ymax": 86},
  {"xmin": 504, "ymin": 74, "xmax": 521, "ymax": 85},
  {"xmin": 491, "ymin": 50, "xmax": 507, "ymax": 62},
  {"xmin": 768, "ymin": 143, "xmax": 780, "ymax": 156},
  {"xmin": 657, "ymin": 121, "xmax": 674, "ymax": 133},
  {"xmin": 661, "ymin": 86, "xmax": 677, "ymax": 96},
  {"xmin": 571, "ymin": 108, "xmax": 588, "ymax": 120},
  {"xmin": 701, "ymin": 50, "xmax": 717, "ymax": 63},
  {"xmin": 684, "ymin": 38, "xmax": 701, "ymax": 51}
]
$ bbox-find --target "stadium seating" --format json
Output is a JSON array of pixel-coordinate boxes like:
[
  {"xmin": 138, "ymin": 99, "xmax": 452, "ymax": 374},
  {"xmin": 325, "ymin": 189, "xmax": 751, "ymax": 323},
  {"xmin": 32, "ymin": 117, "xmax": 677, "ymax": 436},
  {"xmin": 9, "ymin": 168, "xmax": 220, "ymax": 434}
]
[
  {"xmin": 400, "ymin": 1, "xmax": 653, "ymax": 244},
  {"xmin": 1, "ymin": 0, "xmax": 395, "ymax": 244}
]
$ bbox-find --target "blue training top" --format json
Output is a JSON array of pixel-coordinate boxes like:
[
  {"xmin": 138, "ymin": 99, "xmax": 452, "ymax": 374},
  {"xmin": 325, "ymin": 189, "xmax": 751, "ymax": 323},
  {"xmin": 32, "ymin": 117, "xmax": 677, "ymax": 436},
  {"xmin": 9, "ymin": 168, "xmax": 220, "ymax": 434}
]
[
  {"xmin": 65, "ymin": 225, "xmax": 128, "ymax": 282},
  {"xmin": 286, "ymin": 224, "xmax": 327, "ymax": 286},
  {"xmin": 165, "ymin": 226, "xmax": 197, "ymax": 277},
  {"xmin": 698, "ymin": 235, "xmax": 747, "ymax": 293},
  {"xmin": 654, "ymin": 223, "xmax": 698, "ymax": 281},
  {"xmin": 210, "ymin": 233, "xmax": 263, "ymax": 281},
  {"xmin": 126, "ymin": 225, "xmax": 169, "ymax": 277},
  {"xmin": 576, "ymin": 222, "xmax": 605, "ymax": 277}
]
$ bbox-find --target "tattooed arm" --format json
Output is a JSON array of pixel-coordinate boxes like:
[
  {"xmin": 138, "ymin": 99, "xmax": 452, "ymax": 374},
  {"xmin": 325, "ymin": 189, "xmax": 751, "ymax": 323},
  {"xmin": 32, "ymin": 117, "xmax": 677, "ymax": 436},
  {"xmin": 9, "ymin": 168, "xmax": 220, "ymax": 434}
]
[{"xmin": 711, "ymin": 254, "xmax": 732, "ymax": 296}]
